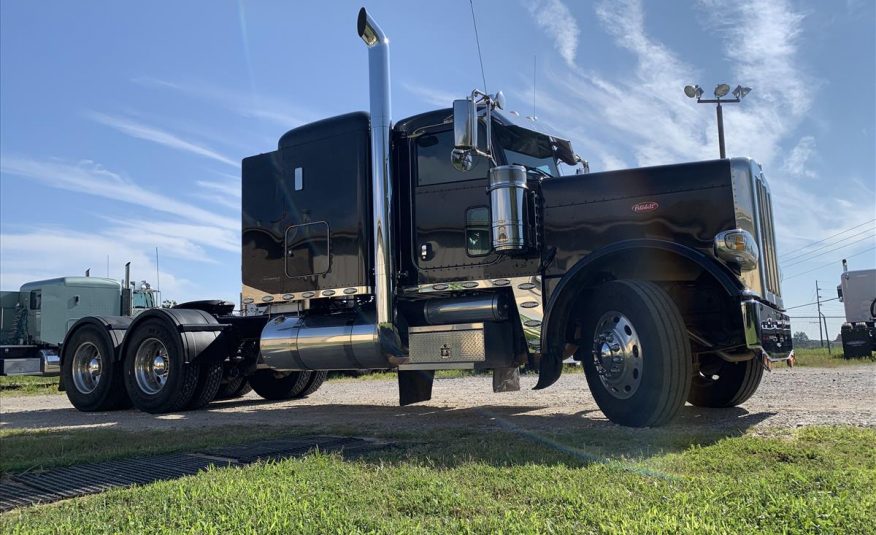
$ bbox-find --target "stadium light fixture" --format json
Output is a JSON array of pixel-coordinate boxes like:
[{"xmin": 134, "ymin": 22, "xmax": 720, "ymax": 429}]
[{"xmin": 684, "ymin": 82, "xmax": 752, "ymax": 159}]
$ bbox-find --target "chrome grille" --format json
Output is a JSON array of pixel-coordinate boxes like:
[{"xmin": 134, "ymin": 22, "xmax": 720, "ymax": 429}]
[{"xmin": 755, "ymin": 177, "xmax": 781, "ymax": 296}]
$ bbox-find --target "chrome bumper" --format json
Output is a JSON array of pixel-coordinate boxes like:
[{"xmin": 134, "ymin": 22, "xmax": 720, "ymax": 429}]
[{"xmin": 742, "ymin": 299, "xmax": 793, "ymax": 366}]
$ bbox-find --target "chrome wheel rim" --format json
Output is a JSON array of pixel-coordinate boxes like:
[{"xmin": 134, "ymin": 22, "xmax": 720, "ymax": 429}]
[
  {"xmin": 592, "ymin": 311, "xmax": 642, "ymax": 399},
  {"xmin": 134, "ymin": 338, "xmax": 170, "ymax": 395},
  {"xmin": 71, "ymin": 342, "xmax": 102, "ymax": 394}
]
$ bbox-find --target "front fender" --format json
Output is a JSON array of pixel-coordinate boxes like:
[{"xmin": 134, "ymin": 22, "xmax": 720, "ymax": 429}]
[{"xmin": 534, "ymin": 239, "xmax": 745, "ymax": 389}]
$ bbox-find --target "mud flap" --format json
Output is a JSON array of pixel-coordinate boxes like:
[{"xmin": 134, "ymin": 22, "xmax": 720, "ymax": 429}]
[
  {"xmin": 492, "ymin": 367, "xmax": 520, "ymax": 392},
  {"xmin": 533, "ymin": 353, "xmax": 563, "ymax": 390},
  {"xmin": 398, "ymin": 369, "xmax": 434, "ymax": 405}
]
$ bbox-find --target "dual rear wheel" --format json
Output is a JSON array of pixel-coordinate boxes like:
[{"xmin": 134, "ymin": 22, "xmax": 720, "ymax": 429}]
[{"xmin": 63, "ymin": 318, "xmax": 329, "ymax": 414}]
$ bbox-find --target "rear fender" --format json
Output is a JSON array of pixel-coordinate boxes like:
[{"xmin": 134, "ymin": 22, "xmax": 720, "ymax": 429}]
[
  {"xmin": 60, "ymin": 316, "xmax": 133, "ymax": 391},
  {"xmin": 119, "ymin": 308, "xmax": 228, "ymax": 365}
]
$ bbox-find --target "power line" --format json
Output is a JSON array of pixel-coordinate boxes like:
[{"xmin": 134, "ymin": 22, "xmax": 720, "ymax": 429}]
[
  {"xmin": 469, "ymin": 0, "xmax": 487, "ymax": 94},
  {"xmin": 780, "ymin": 218, "xmax": 876, "ymax": 260},
  {"xmin": 781, "ymin": 227, "xmax": 876, "ymax": 264},
  {"xmin": 785, "ymin": 296, "xmax": 839, "ymax": 310},
  {"xmin": 783, "ymin": 245, "xmax": 876, "ymax": 281},
  {"xmin": 782, "ymin": 233, "xmax": 876, "ymax": 269}
]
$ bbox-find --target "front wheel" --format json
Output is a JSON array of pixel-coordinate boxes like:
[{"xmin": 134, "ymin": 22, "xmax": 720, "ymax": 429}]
[
  {"xmin": 688, "ymin": 355, "xmax": 763, "ymax": 408},
  {"xmin": 580, "ymin": 280, "xmax": 692, "ymax": 427}
]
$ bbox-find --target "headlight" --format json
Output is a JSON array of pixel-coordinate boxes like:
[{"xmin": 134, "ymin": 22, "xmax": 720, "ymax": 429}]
[{"xmin": 714, "ymin": 229, "xmax": 759, "ymax": 271}]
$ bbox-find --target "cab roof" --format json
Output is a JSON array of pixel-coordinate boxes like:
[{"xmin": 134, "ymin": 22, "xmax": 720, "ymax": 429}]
[{"xmin": 19, "ymin": 277, "xmax": 121, "ymax": 292}]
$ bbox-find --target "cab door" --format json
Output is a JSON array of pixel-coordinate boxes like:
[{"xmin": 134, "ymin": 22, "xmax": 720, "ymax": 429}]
[{"xmin": 410, "ymin": 126, "xmax": 501, "ymax": 279}]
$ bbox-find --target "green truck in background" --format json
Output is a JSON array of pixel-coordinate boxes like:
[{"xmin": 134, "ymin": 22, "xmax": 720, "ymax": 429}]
[{"xmin": 1, "ymin": 263, "xmax": 157, "ymax": 376}]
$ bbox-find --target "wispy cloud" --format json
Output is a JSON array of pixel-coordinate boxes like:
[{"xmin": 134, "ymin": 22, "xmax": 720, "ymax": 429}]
[
  {"xmin": 0, "ymin": 227, "xmax": 197, "ymax": 300},
  {"xmin": 1, "ymin": 156, "xmax": 238, "ymax": 231},
  {"xmin": 527, "ymin": 0, "xmax": 580, "ymax": 67},
  {"xmin": 529, "ymin": 0, "xmax": 708, "ymax": 167},
  {"xmin": 131, "ymin": 77, "xmax": 312, "ymax": 128},
  {"xmin": 782, "ymin": 136, "xmax": 817, "ymax": 178},
  {"xmin": 402, "ymin": 82, "xmax": 461, "ymax": 109},
  {"xmin": 525, "ymin": 0, "xmax": 871, "ymax": 264},
  {"xmin": 86, "ymin": 112, "xmax": 239, "ymax": 168},
  {"xmin": 698, "ymin": 0, "xmax": 814, "ymax": 166}
]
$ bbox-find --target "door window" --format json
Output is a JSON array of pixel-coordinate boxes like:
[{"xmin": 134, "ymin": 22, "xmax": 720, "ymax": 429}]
[
  {"xmin": 465, "ymin": 207, "xmax": 491, "ymax": 257},
  {"xmin": 415, "ymin": 129, "xmax": 490, "ymax": 186}
]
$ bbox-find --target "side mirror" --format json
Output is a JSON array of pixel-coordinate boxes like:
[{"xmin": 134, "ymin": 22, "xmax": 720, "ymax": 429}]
[
  {"xmin": 451, "ymin": 148, "xmax": 473, "ymax": 172},
  {"xmin": 453, "ymin": 99, "xmax": 477, "ymax": 150}
]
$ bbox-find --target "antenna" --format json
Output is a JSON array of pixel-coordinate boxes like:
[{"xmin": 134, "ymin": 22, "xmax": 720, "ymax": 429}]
[
  {"xmin": 106, "ymin": 255, "xmax": 109, "ymax": 277},
  {"xmin": 155, "ymin": 247, "xmax": 160, "ymax": 293},
  {"xmin": 469, "ymin": 0, "xmax": 487, "ymax": 93},
  {"xmin": 533, "ymin": 56, "xmax": 537, "ymax": 119}
]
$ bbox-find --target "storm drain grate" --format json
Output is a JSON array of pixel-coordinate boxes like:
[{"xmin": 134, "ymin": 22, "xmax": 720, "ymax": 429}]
[{"xmin": 0, "ymin": 436, "xmax": 388, "ymax": 512}]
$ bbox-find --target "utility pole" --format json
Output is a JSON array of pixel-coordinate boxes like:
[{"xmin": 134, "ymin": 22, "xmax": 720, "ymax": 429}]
[{"xmin": 815, "ymin": 280, "xmax": 824, "ymax": 347}]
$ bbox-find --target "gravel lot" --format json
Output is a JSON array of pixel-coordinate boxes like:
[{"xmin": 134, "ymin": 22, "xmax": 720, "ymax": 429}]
[{"xmin": 1, "ymin": 366, "xmax": 873, "ymax": 435}]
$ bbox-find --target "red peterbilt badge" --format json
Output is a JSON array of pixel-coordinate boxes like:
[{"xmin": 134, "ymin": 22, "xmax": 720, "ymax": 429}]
[{"xmin": 632, "ymin": 201, "xmax": 659, "ymax": 213}]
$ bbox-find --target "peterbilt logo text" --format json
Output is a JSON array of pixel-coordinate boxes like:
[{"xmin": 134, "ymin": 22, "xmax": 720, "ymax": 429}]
[{"xmin": 632, "ymin": 201, "xmax": 659, "ymax": 213}]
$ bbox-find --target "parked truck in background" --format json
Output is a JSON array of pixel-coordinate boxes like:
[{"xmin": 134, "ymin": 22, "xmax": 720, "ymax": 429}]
[
  {"xmin": 0, "ymin": 263, "xmax": 157, "ymax": 376},
  {"xmin": 837, "ymin": 260, "xmax": 876, "ymax": 358},
  {"xmin": 55, "ymin": 8, "xmax": 792, "ymax": 427}
]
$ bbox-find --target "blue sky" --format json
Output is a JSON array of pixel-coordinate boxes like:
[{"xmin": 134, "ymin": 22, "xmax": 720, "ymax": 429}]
[{"xmin": 1, "ymin": 0, "xmax": 873, "ymax": 339}]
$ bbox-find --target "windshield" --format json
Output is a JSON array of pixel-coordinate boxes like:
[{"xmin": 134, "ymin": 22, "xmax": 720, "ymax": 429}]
[
  {"xmin": 133, "ymin": 290, "xmax": 156, "ymax": 310},
  {"xmin": 495, "ymin": 123, "xmax": 561, "ymax": 176},
  {"xmin": 503, "ymin": 148, "xmax": 558, "ymax": 176}
]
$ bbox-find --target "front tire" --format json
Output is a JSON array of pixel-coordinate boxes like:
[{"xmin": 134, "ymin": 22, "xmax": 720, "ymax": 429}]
[
  {"xmin": 580, "ymin": 280, "xmax": 692, "ymax": 427},
  {"xmin": 62, "ymin": 326, "xmax": 129, "ymax": 412},
  {"xmin": 122, "ymin": 318, "xmax": 201, "ymax": 413},
  {"xmin": 688, "ymin": 356, "xmax": 763, "ymax": 408}
]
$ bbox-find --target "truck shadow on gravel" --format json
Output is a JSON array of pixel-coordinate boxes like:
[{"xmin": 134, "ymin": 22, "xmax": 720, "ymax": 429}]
[{"xmin": 1, "ymin": 399, "xmax": 775, "ymax": 467}]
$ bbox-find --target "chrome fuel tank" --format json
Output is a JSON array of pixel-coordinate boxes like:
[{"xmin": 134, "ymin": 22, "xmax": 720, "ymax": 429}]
[{"xmin": 260, "ymin": 313, "xmax": 389, "ymax": 371}]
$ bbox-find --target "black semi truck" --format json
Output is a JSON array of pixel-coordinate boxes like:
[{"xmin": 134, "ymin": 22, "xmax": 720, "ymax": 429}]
[{"xmin": 58, "ymin": 8, "xmax": 792, "ymax": 427}]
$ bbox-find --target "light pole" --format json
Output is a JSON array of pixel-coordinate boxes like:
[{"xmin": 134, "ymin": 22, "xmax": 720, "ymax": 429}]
[{"xmin": 684, "ymin": 84, "xmax": 751, "ymax": 159}]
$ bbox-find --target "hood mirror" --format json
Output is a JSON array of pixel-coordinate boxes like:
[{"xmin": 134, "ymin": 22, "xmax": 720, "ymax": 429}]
[{"xmin": 451, "ymin": 148, "xmax": 474, "ymax": 172}]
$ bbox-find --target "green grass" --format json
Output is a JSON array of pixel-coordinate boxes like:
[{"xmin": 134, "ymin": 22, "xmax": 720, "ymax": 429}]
[
  {"xmin": 791, "ymin": 347, "xmax": 875, "ymax": 368},
  {"xmin": 0, "ymin": 375, "xmax": 60, "ymax": 396},
  {"xmin": 1, "ymin": 426, "xmax": 873, "ymax": 534}
]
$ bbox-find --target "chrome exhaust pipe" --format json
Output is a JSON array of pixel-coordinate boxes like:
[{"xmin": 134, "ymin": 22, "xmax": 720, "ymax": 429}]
[{"xmin": 358, "ymin": 7, "xmax": 405, "ymax": 363}]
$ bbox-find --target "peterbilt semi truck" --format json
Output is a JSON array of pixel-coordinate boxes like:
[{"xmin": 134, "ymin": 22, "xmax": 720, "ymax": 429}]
[
  {"xmin": 1, "ymin": 264, "xmax": 156, "ymax": 377},
  {"xmin": 57, "ymin": 8, "xmax": 791, "ymax": 427}
]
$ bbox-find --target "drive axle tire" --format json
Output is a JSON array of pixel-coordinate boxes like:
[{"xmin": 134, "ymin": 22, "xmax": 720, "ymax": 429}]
[
  {"xmin": 62, "ymin": 326, "xmax": 129, "ymax": 412},
  {"xmin": 298, "ymin": 370, "xmax": 327, "ymax": 398},
  {"xmin": 215, "ymin": 376, "xmax": 252, "ymax": 401},
  {"xmin": 249, "ymin": 370, "xmax": 312, "ymax": 400},
  {"xmin": 122, "ymin": 318, "xmax": 201, "ymax": 414},
  {"xmin": 688, "ymin": 357, "xmax": 763, "ymax": 408},
  {"xmin": 580, "ymin": 280, "xmax": 692, "ymax": 427},
  {"xmin": 186, "ymin": 360, "xmax": 224, "ymax": 410}
]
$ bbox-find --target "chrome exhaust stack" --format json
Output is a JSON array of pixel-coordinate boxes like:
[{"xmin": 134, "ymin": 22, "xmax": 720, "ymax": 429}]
[
  {"xmin": 260, "ymin": 8, "xmax": 406, "ymax": 373},
  {"xmin": 358, "ymin": 7, "xmax": 405, "ymax": 363}
]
